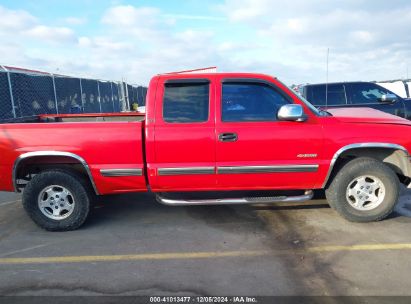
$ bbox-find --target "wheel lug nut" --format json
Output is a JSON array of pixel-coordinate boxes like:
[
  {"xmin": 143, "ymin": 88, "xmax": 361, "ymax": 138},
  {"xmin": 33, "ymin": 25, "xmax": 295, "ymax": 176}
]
[
  {"xmin": 55, "ymin": 206, "xmax": 58, "ymax": 209},
  {"xmin": 50, "ymin": 197, "xmax": 54, "ymax": 200},
  {"xmin": 60, "ymin": 204, "xmax": 64, "ymax": 207}
]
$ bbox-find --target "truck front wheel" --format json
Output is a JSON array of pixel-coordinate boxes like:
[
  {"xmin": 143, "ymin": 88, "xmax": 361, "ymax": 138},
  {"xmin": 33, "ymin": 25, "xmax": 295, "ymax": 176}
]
[
  {"xmin": 22, "ymin": 170, "xmax": 92, "ymax": 231},
  {"xmin": 325, "ymin": 157, "xmax": 399, "ymax": 222}
]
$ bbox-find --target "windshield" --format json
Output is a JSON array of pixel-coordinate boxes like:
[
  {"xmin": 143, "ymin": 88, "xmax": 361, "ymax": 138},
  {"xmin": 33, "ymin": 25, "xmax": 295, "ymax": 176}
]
[{"xmin": 278, "ymin": 80, "xmax": 331, "ymax": 116}]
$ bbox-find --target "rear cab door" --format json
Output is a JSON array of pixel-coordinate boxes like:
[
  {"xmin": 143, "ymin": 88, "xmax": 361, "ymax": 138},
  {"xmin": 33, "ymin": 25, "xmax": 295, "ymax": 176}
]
[
  {"xmin": 215, "ymin": 74, "xmax": 324, "ymax": 190},
  {"xmin": 147, "ymin": 75, "xmax": 217, "ymax": 191}
]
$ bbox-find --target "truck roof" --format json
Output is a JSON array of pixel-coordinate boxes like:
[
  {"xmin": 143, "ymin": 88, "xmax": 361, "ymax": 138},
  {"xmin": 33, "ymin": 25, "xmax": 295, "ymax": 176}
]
[
  {"xmin": 157, "ymin": 72, "xmax": 278, "ymax": 79},
  {"xmin": 303, "ymin": 81, "xmax": 375, "ymax": 87}
]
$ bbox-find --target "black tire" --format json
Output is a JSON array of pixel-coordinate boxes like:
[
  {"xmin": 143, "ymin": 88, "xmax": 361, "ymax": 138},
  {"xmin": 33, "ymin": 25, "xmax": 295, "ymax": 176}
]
[
  {"xmin": 325, "ymin": 157, "xmax": 399, "ymax": 222},
  {"xmin": 22, "ymin": 170, "xmax": 92, "ymax": 231}
]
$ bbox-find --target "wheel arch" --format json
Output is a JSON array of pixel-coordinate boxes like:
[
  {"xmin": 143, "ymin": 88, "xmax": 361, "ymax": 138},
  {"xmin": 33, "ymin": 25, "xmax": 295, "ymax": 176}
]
[
  {"xmin": 322, "ymin": 143, "xmax": 411, "ymax": 188},
  {"xmin": 13, "ymin": 151, "xmax": 98, "ymax": 194}
]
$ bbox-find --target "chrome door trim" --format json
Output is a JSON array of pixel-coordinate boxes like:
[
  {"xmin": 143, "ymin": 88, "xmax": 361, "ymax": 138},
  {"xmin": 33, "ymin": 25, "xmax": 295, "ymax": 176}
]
[
  {"xmin": 158, "ymin": 167, "xmax": 215, "ymax": 176},
  {"xmin": 100, "ymin": 168, "xmax": 143, "ymax": 177},
  {"xmin": 217, "ymin": 164, "xmax": 319, "ymax": 174},
  {"xmin": 13, "ymin": 151, "xmax": 98, "ymax": 194},
  {"xmin": 322, "ymin": 143, "xmax": 410, "ymax": 188}
]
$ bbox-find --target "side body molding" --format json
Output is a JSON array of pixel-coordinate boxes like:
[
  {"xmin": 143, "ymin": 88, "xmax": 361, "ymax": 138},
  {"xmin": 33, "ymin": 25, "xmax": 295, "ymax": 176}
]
[
  {"xmin": 13, "ymin": 151, "xmax": 98, "ymax": 194},
  {"xmin": 100, "ymin": 169, "xmax": 143, "ymax": 177},
  {"xmin": 322, "ymin": 142, "xmax": 410, "ymax": 188}
]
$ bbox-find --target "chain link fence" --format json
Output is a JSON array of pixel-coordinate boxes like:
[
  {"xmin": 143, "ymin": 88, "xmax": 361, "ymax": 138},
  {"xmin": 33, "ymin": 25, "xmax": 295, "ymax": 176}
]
[
  {"xmin": 0, "ymin": 66, "xmax": 147, "ymax": 122},
  {"xmin": 0, "ymin": 72, "xmax": 14, "ymax": 120}
]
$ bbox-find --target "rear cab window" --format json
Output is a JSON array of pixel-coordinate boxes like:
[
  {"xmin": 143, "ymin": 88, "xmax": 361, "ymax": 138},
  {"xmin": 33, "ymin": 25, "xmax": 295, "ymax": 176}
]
[
  {"xmin": 307, "ymin": 84, "xmax": 347, "ymax": 106},
  {"xmin": 163, "ymin": 80, "xmax": 209, "ymax": 123}
]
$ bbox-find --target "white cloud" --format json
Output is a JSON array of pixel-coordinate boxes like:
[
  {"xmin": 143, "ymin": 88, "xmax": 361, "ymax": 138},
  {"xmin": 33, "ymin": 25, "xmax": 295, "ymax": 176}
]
[
  {"xmin": 64, "ymin": 17, "xmax": 87, "ymax": 26},
  {"xmin": 78, "ymin": 36, "xmax": 133, "ymax": 52},
  {"xmin": 221, "ymin": 0, "xmax": 270, "ymax": 21},
  {"xmin": 0, "ymin": 5, "xmax": 81, "ymax": 72},
  {"xmin": 163, "ymin": 14, "xmax": 225, "ymax": 21},
  {"xmin": 219, "ymin": 0, "xmax": 411, "ymax": 83},
  {"xmin": 24, "ymin": 25, "xmax": 76, "ymax": 43},
  {"xmin": 0, "ymin": 5, "xmax": 36, "ymax": 31},
  {"xmin": 0, "ymin": 5, "xmax": 78, "ymax": 46},
  {"xmin": 101, "ymin": 5, "xmax": 160, "ymax": 27},
  {"xmin": 2, "ymin": 2, "xmax": 411, "ymax": 86},
  {"xmin": 286, "ymin": 18, "xmax": 306, "ymax": 34},
  {"xmin": 350, "ymin": 30, "xmax": 374, "ymax": 44},
  {"xmin": 78, "ymin": 36, "xmax": 92, "ymax": 48}
]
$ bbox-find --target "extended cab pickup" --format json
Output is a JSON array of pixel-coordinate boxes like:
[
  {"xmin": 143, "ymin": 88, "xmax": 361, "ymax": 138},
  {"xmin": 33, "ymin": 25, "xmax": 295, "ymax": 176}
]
[{"xmin": 1, "ymin": 72, "xmax": 411, "ymax": 231}]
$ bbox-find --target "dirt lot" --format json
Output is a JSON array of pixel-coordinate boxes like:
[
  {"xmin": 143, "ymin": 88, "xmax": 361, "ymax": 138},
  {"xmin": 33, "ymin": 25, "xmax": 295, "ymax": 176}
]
[{"xmin": 1, "ymin": 189, "xmax": 411, "ymax": 296}]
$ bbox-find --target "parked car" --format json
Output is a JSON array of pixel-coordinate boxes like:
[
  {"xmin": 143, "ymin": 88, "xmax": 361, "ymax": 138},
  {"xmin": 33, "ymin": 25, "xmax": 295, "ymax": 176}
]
[
  {"xmin": 299, "ymin": 81, "xmax": 411, "ymax": 119},
  {"xmin": 1, "ymin": 72, "xmax": 411, "ymax": 231}
]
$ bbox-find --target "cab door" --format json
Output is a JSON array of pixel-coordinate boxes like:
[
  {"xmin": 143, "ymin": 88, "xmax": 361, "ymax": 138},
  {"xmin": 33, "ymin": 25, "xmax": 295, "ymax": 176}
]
[
  {"xmin": 149, "ymin": 77, "xmax": 217, "ymax": 191},
  {"xmin": 215, "ymin": 76, "xmax": 324, "ymax": 190}
]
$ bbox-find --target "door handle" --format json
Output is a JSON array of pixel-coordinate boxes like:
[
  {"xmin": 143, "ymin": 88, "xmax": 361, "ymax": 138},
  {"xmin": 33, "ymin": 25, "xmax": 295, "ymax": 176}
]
[{"xmin": 218, "ymin": 133, "xmax": 238, "ymax": 142}]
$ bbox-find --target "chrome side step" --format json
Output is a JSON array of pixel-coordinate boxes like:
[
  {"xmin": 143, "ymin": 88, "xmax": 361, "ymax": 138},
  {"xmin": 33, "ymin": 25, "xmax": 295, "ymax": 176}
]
[{"xmin": 156, "ymin": 190, "xmax": 313, "ymax": 206}]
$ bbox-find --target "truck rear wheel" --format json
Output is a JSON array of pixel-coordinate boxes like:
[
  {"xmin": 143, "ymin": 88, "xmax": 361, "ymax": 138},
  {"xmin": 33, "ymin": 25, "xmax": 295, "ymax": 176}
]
[
  {"xmin": 325, "ymin": 157, "xmax": 399, "ymax": 222},
  {"xmin": 22, "ymin": 170, "xmax": 92, "ymax": 231}
]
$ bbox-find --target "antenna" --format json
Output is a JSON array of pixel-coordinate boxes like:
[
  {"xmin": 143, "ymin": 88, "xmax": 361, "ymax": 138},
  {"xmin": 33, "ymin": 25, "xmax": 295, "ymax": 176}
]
[
  {"xmin": 325, "ymin": 48, "xmax": 329, "ymax": 107},
  {"xmin": 165, "ymin": 67, "xmax": 217, "ymax": 74}
]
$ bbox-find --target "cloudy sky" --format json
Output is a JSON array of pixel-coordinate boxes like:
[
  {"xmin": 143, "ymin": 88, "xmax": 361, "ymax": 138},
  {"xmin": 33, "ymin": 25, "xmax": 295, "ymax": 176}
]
[{"xmin": 0, "ymin": 0, "xmax": 410, "ymax": 85}]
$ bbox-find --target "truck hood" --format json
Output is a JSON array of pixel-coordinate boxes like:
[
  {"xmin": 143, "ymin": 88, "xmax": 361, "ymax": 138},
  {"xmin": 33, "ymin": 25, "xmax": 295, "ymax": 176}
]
[{"xmin": 327, "ymin": 107, "xmax": 411, "ymax": 126}]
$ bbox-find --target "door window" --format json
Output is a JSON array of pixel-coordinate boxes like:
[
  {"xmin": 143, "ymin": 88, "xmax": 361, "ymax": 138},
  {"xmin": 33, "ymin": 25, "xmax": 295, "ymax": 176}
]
[
  {"xmin": 163, "ymin": 82, "xmax": 209, "ymax": 123},
  {"xmin": 222, "ymin": 82, "xmax": 289, "ymax": 122},
  {"xmin": 347, "ymin": 83, "xmax": 396, "ymax": 104}
]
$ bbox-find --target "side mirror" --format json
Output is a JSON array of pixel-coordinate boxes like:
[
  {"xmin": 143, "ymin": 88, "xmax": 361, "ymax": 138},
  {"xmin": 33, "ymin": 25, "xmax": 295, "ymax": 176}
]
[
  {"xmin": 379, "ymin": 93, "xmax": 397, "ymax": 103},
  {"xmin": 277, "ymin": 104, "xmax": 307, "ymax": 122}
]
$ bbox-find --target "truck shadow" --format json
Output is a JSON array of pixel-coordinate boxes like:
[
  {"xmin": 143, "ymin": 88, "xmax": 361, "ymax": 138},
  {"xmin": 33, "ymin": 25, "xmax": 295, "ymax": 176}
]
[
  {"xmin": 87, "ymin": 192, "xmax": 334, "ymax": 295},
  {"xmin": 57, "ymin": 191, "xmax": 411, "ymax": 295},
  {"xmin": 87, "ymin": 187, "xmax": 411, "ymax": 229}
]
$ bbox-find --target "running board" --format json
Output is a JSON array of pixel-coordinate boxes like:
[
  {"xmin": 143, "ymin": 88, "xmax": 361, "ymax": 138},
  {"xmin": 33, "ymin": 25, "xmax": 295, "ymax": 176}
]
[{"xmin": 156, "ymin": 190, "xmax": 314, "ymax": 206}]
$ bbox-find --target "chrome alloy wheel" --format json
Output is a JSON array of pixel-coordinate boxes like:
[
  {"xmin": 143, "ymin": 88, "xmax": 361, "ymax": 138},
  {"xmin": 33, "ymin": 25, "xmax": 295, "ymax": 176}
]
[
  {"xmin": 38, "ymin": 185, "xmax": 75, "ymax": 220},
  {"xmin": 345, "ymin": 175, "xmax": 386, "ymax": 211}
]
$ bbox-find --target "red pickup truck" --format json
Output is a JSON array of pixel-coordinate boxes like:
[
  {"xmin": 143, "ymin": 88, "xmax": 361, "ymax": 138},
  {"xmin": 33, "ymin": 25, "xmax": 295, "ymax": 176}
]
[{"xmin": 1, "ymin": 72, "xmax": 411, "ymax": 231}]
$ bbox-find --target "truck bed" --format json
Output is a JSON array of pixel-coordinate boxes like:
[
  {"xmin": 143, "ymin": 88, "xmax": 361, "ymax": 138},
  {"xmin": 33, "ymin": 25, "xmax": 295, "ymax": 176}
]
[
  {"xmin": 0, "ymin": 112, "xmax": 145, "ymax": 124},
  {"xmin": 39, "ymin": 112, "xmax": 145, "ymax": 122},
  {"xmin": 0, "ymin": 116, "xmax": 147, "ymax": 194}
]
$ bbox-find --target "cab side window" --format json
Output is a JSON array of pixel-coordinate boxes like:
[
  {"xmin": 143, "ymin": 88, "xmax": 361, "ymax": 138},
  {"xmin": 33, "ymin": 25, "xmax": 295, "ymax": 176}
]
[
  {"xmin": 163, "ymin": 82, "xmax": 209, "ymax": 123},
  {"xmin": 347, "ymin": 83, "xmax": 395, "ymax": 104},
  {"xmin": 308, "ymin": 84, "xmax": 347, "ymax": 106},
  {"xmin": 222, "ymin": 82, "xmax": 289, "ymax": 122}
]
